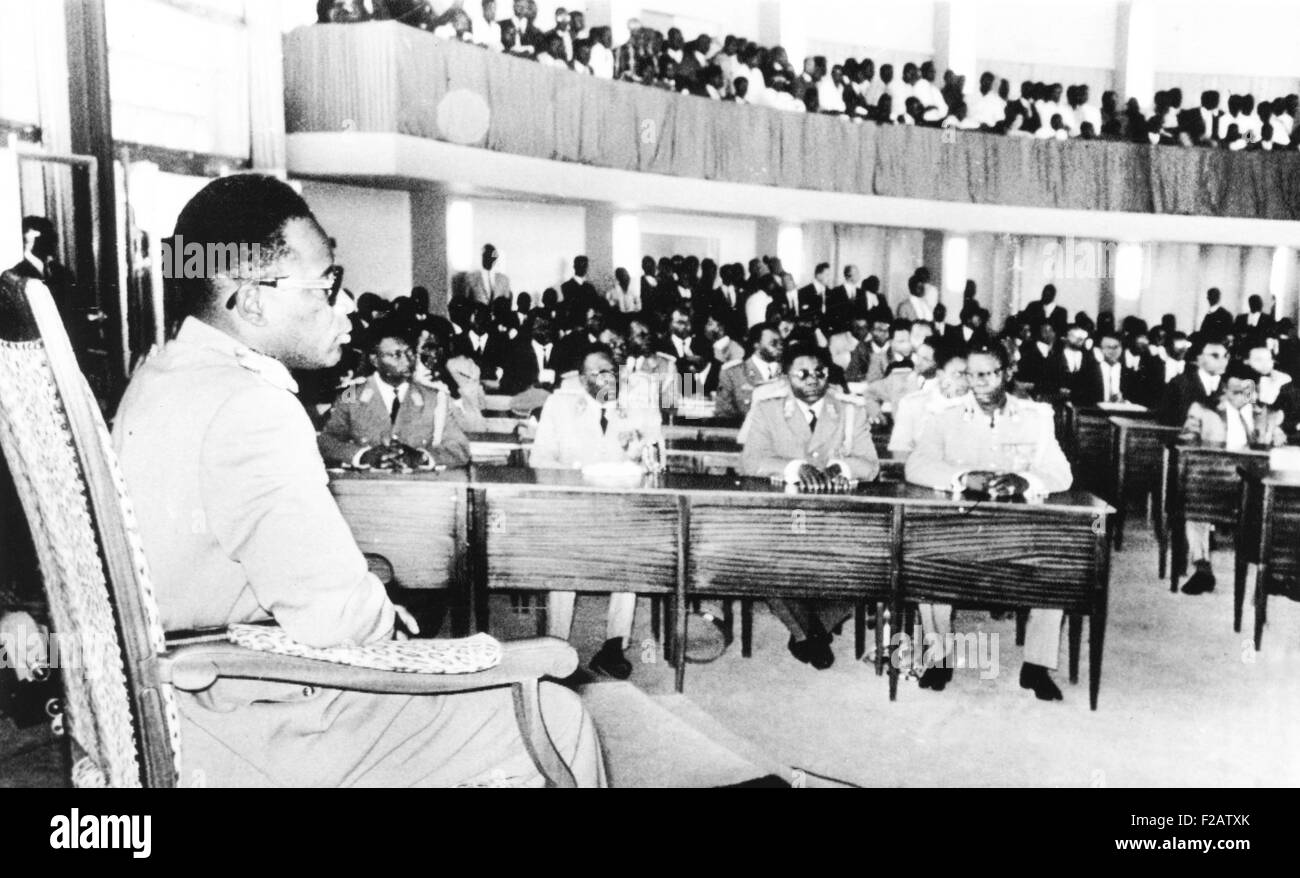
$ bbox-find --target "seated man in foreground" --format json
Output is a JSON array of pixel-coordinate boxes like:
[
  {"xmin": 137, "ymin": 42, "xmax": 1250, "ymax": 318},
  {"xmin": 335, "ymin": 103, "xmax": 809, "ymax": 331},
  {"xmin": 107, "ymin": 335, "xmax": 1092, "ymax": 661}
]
[
  {"xmin": 318, "ymin": 320, "xmax": 472, "ymax": 470},
  {"xmin": 112, "ymin": 174, "xmax": 604, "ymax": 786},
  {"xmin": 739, "ymin": 343, "xmax": 880, "ymax": 669},
  {"xmin": 1176, "ymin": 361, "xmax": 1288, "ymax": 595},
  {"xmin": 531, "ymin": 344, "xmax": 664, "ymax": 678},
  {"xmin": 904, "ymin": 344, "xmax": 1073, "ymax": 700}
]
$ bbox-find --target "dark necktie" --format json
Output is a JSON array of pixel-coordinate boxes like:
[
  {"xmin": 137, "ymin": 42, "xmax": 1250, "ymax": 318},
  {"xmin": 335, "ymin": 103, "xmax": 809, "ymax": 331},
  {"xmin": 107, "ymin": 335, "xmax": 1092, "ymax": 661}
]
[
  {"xmin": 808, "ymin": 412, "xmax": 818, "ymax": 434},
  {"xmin": 390, "ymin": 393, "xmax": 401, "ymax": 424},
  {"xmin": 600, "ymin": 408, "xmax": 609, "ymax": 434}
]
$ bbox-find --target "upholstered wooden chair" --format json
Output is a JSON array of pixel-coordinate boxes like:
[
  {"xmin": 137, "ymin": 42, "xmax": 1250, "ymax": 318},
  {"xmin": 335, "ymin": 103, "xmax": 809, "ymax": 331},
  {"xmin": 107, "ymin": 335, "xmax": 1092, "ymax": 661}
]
[{"xmin": 0, "ymin": 271, "xmax": 581, "ymax": 787}]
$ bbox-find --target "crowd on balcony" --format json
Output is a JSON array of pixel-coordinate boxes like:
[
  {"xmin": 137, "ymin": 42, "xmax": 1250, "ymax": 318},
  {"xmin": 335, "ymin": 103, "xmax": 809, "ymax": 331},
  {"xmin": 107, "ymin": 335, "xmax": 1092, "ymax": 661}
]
[{"xmin": 314, "ymin": 0, "xmax": 1300, "ymax": 151}]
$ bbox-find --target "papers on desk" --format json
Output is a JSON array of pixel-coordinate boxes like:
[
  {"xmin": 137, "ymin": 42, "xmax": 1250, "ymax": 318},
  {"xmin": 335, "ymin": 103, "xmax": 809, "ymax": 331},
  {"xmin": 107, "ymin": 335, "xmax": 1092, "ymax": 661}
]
[
  {"xmin": 1270, "ymin": 446, "xmax": 1300, "ymax": 472},
  {"xmin": 1096, "ymin": 401, "xmax": 1147, "ymax": 412},
  {"xmin": 675, "ymin": 397, "xmax": 716, "ymax": 419}
]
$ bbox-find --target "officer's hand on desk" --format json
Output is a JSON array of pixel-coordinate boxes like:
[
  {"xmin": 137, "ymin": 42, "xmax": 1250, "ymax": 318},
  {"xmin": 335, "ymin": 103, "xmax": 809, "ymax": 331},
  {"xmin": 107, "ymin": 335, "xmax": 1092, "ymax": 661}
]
[
  {"xmin": 985, "ymin": 473, "xmax": 1030, "ymax": 498},
  {"xmin": 796, "ymin": 463, "xmax": 829, "ymax": 491},
  {"xmin": 359, "ymin": 441, "xmax": 433, "ymax": 472},
  {"xmin": 825, "ymin": 462, "xmax": 853, "ymax": 492}
]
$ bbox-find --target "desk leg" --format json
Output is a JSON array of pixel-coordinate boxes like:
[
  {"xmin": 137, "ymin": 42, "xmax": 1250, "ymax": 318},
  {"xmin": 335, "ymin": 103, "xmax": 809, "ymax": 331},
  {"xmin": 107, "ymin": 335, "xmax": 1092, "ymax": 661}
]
[
  {"xmin": 1253, "ymin": 564, "xmax": 1268, "ymax": 652},
  {"xmin": 468, "ymin": 487, "xmax": 490, "ymax": 634},
  {"xmin": 1067, "ymin": 614, "xmax": 1082, "ymax": 685},
  {"xmin": 854, "ymin": 601, "xmax": 866, "ymax": 662},
  {"xmin": 1254, "ymin": 488, "xmax": 1275, "ymax": 652},
  {"xmin": 674, "ymin": 497, "xmax": 689, "ymax": 693},
  {"xmin": 888, "ymin": 506, "xmax": 904, "ymax": 702},
  {"xmin": 1090, "ymin": 522, "xmax": 1111, "ymax": 711},
  {"xmin": 1169, "ymin": 512, "xmax": 1182, "ymax": 593},
  {"xmin": 741, "ymin": 601, "xmax": 753, "ymax": 658},
  {"xmin": 1112, "ymin": 431, "xmax": 1126, "ymax": 551},
  {"xmin": 1234, "ymin": 480, "xmax": 1250, "ymax": 634}
]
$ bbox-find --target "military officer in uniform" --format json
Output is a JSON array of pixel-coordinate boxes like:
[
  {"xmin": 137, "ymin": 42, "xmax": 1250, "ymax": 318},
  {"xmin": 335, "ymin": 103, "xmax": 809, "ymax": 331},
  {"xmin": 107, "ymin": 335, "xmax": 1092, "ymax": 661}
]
[
  {"xmin": 318, "ymin": 322, "xmax": 472, "ymax": 469},
  {"xmin": 714, "ymin": 321, "xmax": 785, "ymax": 421},
  {"xmin": 905, "ymin": 343, "xmax": 1073, "ymax": 699},
  {"xmin": 624, "ymin": 316, "xmax": 679, "ymax": 409},
  {"xmin": 740, "ymin": 343, "xmax": 880, "ymax": 669}
]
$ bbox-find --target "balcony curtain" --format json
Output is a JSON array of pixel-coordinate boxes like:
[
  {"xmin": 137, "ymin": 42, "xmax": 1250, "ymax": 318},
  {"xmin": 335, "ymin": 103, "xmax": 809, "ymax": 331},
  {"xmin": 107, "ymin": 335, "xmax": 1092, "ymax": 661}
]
[{"xmin": 284, "ymin": 23, "xmax": 1300, "ymax": 221}]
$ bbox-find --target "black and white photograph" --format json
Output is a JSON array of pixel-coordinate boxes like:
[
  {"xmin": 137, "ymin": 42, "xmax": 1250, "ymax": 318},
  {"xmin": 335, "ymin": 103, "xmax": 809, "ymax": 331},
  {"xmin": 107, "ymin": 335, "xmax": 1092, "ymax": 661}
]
[{"xmin": 0, "ymin": 0, "xmax": 1298, "ymax": 816}]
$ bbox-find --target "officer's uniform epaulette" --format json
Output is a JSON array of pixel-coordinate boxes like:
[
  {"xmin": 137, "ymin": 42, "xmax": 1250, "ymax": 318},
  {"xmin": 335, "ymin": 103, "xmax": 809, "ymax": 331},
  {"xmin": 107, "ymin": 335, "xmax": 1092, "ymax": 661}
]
[
  {"xmin": 831, "ymin": 389, "xmax": 867, "ymax": 406},
  {"xmin": 721, "ymin": 359, "xmax": 744, "ymax": 371}
]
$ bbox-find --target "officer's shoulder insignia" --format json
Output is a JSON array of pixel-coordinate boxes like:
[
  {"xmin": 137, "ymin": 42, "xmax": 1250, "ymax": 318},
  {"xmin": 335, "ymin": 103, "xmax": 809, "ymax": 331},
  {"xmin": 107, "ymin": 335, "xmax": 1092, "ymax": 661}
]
[{"xmin": 721, "ymin": 359, "xmax": 744, "ymax": 371}]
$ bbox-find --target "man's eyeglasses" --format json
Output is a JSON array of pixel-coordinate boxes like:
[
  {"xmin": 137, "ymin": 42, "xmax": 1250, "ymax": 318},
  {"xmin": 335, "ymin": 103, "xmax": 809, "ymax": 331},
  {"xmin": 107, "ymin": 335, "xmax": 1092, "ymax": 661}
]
[
  {"xmin": 225, "ymin": 265, "xmax": 345, "ymax": 310},
  {"xmin": 963, "ymin": 367, "xmax": 1003, "ymax": 381},
  {"xmin": 789, "ymin": 367, "xmax": 829, "ymax": 381}
]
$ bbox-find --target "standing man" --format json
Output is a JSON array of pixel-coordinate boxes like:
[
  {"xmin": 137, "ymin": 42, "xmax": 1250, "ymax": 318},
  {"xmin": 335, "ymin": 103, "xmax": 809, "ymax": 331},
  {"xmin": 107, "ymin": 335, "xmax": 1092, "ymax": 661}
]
[
  {"xmin": 460, "ymin": 243, "xmax": 511, "ymax": 305},
  {"xmin": 531, "ymin": 345, "xmax": 664, "ymax": 677},
  {"xmin": 905, "ymin": 344, "xmax": 1073, "ymax": 699},
  {"xmin": 112, "ymin": 174, "xmax": 603, "ymax": 786},
  {"xmin": 1199, "ymin": 287, "xmax": 1233, "ymax": 340},
  {"xmin": 740, "ymin": 344, "xmax": 880, "ymax": 670}
]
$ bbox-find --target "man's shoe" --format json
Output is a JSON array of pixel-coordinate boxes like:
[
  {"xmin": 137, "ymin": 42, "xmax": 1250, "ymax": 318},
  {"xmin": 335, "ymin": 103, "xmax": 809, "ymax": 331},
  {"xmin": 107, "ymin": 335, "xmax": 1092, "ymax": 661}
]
[
  {"xmin": 589, "ymin": 638, "xmax": 633, "ymax": 680},
  {"xmin": 1181, "ymin": 569, "xmax": 1216, "ymax": 595},
  {"xmin": 1019, "ymin": 663, "xmax": 1063, "ymax": 701},
  {"xmin": 918, "ymin": 666, "xmax": 953, "ymax": 691},
  {"xmin": 788, "ymin": 635, "xmax": 835, "ymax": 670}
]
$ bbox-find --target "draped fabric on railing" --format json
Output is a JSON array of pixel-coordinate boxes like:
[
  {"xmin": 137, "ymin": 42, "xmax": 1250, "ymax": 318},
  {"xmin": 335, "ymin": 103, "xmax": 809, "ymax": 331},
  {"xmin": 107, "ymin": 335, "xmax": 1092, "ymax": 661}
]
[{"xmin": 284, "ymin": 23, "xmax": 1300, "ymax": 221}]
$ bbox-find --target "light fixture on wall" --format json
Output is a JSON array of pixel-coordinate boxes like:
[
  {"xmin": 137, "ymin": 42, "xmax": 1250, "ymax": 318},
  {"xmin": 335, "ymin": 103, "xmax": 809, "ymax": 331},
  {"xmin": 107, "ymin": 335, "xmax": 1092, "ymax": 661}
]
[
  {"xmin": 1114, "ymin": 242, "xmax": 1143, "ymax": 301},
  {"xmin": 777, "ymin": 224, "xmax": 803, "ymax": 280},
  {"xmin": 613, "ymin": 213, "xmax": 640, "ymax": 275},
  {"xmin": 447, "ymin": 199, "xmax": 474, "ymax": 272},
  {"xmin": 1270, "ymin": 246, "xmax": 1294, "ymax": 318},
  {"xmin": 943, "ymin": 235, "xmax": 969, "ymax": 297}
]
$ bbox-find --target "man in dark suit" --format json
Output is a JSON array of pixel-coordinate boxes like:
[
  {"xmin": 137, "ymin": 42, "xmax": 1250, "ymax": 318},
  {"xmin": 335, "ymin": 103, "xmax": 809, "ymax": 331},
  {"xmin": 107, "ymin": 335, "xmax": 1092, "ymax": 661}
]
[
  {"xmin": 500, "ymin": 0, "xmax": 543, "ymax": 52},
  {"xmin": 1015, "ymin": 321, "xmax": 1057, "ymax": 389},
  {"xmin": 1040, "ymin": 324, "xmax": 1101, "ymax": 402},
  {"xmin": 1076, "ymin": 331, "xmax": 1141, "ymax": 405},
  {"xmin": 1178, "ymin": 90, "xmax": 1222, "ymax": 146},
  {"xmin": 704, "ymin": 263, "xmax": 745, "ymax": 337},
  {"xmin": 657, "ymin": 306, "xmax": 711, "ymax": 386},
  {"xmin": 1234, "ymin": 294, "xmax": 1274, "ymax": 347},
  {"xmin": 1020, "ymin": 284, "xmax": 1068, "ymax": 337},
  {"xmin": 943, "ymin": 304, "xmax": 991, "ymax": 349},
  {"xmin": 550, "ymin": 303, "xmax": 606, "ymax": 377},
  {"xmin": 560, "ymin": 255, "xmax": 600, "ymax": 316},
  {"xmin": 797, "ymin": 263, "xmax": 833, "ymax": 319},
  {"xmin": 826, "ymin": 265, "xmax": 861, "ymax": 327},
  {"xmin": 1198, "ymin": 287, "xmax": 1233, "ymax": 340},
  {"xmin": 1160, "ymin": 338, "xmax": 1229, "ymax": 425},
  {"xmin": 497, "ymin": 310, "xmax": 560, "ymax": 395}
]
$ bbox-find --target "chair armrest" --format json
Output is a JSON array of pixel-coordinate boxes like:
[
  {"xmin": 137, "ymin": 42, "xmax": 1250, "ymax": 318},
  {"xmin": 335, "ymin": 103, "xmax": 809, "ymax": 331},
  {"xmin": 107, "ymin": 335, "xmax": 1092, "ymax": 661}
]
[{"xmin": 158, "ymin": 637, "xmax": 578, "ymax": 695}]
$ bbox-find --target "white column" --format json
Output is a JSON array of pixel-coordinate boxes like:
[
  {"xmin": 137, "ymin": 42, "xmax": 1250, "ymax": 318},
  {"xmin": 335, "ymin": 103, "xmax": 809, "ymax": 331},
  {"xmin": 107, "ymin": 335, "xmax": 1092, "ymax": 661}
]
[
  {"xmin": 1117, "ymin": 0, "xmax": 1155, "ymax": 110},
  {"xmin": 247, "ymin": 0, "xmax": 288, "ymax": 171}
]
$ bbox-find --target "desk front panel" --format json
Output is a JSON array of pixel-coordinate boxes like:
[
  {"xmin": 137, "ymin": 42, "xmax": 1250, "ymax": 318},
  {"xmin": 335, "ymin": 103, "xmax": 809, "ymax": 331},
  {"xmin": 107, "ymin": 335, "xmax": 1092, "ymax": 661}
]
[
  {"xmin": 902, "ymin": 506, "xmax": 1100, "ymax": 610},
  {"xmin": 483, "ymin": 489, "xmax": 680, "ymax": 593},
  {"xmin": 1267, "ymin": 486, "xmax": 1300, "ymax": 581},
  {"xmin": 1073, "ymin": 410, "xmax": 1114, "ymax": 495},
  {"xmin": 688, "ymin": 497, "xmax": 893, "ymax": 598},
  {"xmin": 330, "ymin": 479, "xmax": 464, "ymax": 590},
  {"xmin": 1176, "ymin": 447, "xmax": 1269, "ymax": 527}
]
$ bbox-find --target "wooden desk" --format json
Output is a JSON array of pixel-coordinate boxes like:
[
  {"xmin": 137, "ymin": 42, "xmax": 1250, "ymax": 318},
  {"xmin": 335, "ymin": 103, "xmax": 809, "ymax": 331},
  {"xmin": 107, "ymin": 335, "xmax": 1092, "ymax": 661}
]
[
  {"xmin": 1234, "ymin": 468, "xmax": 1300, "ymax": 649},
  {"xmin": 1108, "ymin": 417, "xmax": 1181, "ymax": 551},
  {"xmin": 1162, "ymin": 444, "xmax": 1270, "ymax": 588},
  {"xmin": 329, "ymin": 469, "xmax": 1113, "ymax": 707},
  {"xmin": 1065, "ymin": 404, "xmax": 1154, "ymax": 496}
]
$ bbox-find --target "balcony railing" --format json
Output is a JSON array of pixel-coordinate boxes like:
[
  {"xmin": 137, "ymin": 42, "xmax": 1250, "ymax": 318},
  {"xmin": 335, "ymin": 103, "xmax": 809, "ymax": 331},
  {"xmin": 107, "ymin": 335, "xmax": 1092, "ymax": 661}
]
[{"xmin": 284, "ymin": 22, "xmax": 1300, "ymax": 221}]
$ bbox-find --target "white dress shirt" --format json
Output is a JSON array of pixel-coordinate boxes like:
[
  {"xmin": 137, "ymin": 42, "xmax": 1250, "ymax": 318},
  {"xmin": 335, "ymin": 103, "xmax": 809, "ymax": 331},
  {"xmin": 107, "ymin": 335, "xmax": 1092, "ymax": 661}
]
[
  {"xmin": 1100, "ymin": 361, "xmax": 1124, "ymax": 402},
  {"xmin": 590, "ymin": 43, "xmax": 614, "ymax": 78}
]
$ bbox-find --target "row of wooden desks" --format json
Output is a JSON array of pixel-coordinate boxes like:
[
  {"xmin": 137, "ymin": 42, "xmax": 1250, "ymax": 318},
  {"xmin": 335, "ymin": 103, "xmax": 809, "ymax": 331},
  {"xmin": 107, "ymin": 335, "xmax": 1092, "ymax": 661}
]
[{"xmin": 330, "ymin": 468, "xmax": 1114, "ymax": 708}]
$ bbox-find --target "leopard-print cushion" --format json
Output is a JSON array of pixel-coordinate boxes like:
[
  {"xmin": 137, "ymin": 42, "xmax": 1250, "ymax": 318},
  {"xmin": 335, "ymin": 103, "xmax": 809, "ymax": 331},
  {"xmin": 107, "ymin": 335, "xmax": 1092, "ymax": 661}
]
[{"xmin": 227, "ymin": 625, "xmax": 502, "ymax": 674}]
